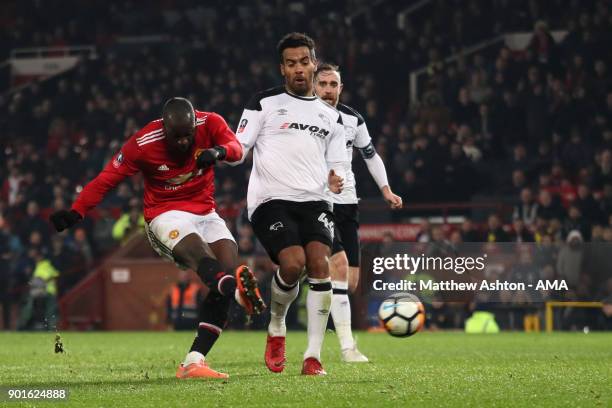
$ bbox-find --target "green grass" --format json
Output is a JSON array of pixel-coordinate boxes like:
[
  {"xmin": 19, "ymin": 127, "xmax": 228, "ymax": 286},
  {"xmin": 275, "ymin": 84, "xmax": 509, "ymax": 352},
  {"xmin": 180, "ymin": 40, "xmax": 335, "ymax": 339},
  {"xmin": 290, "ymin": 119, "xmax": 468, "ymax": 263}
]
[{"xmin": 0, "ymin": 331, "xmax": 610, "ymax": 407}]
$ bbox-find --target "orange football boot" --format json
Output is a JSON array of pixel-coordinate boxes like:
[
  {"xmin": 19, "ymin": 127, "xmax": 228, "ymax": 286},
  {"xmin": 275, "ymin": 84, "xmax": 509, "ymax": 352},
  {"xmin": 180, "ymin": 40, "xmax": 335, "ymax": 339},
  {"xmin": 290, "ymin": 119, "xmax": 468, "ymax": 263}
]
[
  {"xmin": 235, "ymin": 265, "xmax": 266, "ymax": 315},
  {"xmin": 176, "ymin": 359, "xmax": 229, "ymax": 379}
]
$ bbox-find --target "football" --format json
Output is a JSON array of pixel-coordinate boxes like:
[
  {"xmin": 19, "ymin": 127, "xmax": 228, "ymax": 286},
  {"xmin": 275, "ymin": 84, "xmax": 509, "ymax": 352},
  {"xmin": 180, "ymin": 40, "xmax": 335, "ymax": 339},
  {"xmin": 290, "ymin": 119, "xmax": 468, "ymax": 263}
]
[{"xmin": 378, "ymin": 293, "xmax": 425, "ymax": 337}]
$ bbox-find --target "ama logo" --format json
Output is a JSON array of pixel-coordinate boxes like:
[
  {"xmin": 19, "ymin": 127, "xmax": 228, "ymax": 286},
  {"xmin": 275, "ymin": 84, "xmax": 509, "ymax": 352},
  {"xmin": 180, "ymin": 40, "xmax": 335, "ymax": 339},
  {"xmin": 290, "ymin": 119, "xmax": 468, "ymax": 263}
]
[{"xmin": 280, "ymin": 122, "xmax": 330, "ymax": 139}]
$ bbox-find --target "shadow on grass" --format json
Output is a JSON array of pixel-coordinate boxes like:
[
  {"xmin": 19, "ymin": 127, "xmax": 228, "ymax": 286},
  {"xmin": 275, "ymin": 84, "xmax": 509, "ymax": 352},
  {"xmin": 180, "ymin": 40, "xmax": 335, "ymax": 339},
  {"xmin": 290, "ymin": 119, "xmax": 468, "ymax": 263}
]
[{"xmin": 3, "ymin": 372, "xmax": 275, "ymax": 389}]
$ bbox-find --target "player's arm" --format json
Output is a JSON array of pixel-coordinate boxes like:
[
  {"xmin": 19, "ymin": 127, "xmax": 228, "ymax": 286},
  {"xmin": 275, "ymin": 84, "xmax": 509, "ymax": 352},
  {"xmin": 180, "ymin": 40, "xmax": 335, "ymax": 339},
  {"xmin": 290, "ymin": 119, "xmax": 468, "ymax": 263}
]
[
  {"xmin": 326, "ymin": 117, "xmax": 348, "ymax": 194},
  {"xmin": 50, "ymin": 141, "xmax": 140, "ymax": 232},
  {"xmin": 228, "ymin": 96, "xmax": 265, "ymax": 166},
  {"xmin": 354, "ymin": 120, "xmax": 403, "ymax": 209},
  {"xmin": 195, "ymin": 112, "xmax": 243, "ymax": 168}
]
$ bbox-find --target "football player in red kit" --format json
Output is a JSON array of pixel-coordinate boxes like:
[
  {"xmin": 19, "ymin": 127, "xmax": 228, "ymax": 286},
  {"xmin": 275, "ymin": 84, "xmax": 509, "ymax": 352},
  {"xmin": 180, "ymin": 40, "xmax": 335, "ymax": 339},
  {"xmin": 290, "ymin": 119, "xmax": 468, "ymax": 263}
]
[{"xmin": 50, "ymin": 97, "xmax": 265, "ymax": 379}]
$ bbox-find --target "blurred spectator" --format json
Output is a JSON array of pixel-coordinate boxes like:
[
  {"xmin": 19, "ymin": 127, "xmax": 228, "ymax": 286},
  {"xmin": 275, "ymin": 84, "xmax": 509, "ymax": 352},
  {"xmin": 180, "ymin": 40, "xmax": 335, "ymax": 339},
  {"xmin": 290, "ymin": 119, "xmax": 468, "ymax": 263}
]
[
  {"xmin": 534, "ymin": 234, "xmax": 557, "ymax": 269},
  {"xmin": 112, "ymin": 199, "xmax": 145, "ymax": 243},
  {"xmin": 0, "ymin": 217, "xmax": 13, "ymax": 329},
  {"xmin": 17, "ymin": 201, "xmax": 50, "ymax": 247},
  {"xmin": 536, "ymin": 190, "xmax": 566, "ymax": 220},
  {"xmin": 166, "ymin": 270, "xmax": 204, "ymax": 331},
  {"xmin": 48, "ymin": 235, "xmax": 78, "ymax": 295},
  {"xmin": 556, "ymin": 230, "xmax": 585, "ymax": 288},
  {"xmin": 91, "ymin": 207, "xmax": 117, "ymax": 255},
  {"xmin": 513, "ymin": 188, "xmax": 539, "ymax": 226},
  {"xmin": 460, "ymin": 219, "xmax": 480, "ymax": 242},
  {"xmin": 17, "ymin": 249, "xmax": 59, "ymax": 331},
  {"xmin": 574, "ymin": 184, "xmax": 603, "ymax": 224},
  {"xmin": 562, "ymin": 205, "xmax": 591, "ymax": 241},
  {"xmin": 484, "ymin": 214, "xmax": 509, "ymax": 242},
  {"xmin": 416, "ymin": 219, "xmax": 432, "ymax": 243},
  {"xmin": 510, "ymin": 218, "xmax": 534, "ymax": 243}
]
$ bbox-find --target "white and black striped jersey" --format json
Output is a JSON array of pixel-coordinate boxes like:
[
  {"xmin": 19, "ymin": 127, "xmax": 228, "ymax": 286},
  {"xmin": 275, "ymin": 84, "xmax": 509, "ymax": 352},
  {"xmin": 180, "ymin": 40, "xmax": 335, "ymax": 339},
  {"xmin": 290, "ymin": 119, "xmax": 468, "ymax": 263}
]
[
  {"xmin": 330, "ymin": 103, "xmax": 376, "ymax": 204},
  {"xmin": 235, "ymin": 86, "xmax": 347, "ymax": 219}
]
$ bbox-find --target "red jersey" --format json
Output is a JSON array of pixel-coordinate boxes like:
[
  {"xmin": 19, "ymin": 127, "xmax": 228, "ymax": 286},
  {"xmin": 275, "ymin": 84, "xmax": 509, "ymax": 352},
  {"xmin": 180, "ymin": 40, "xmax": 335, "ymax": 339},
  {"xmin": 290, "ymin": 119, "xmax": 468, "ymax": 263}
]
[{"xmin": 72, "ymin": 111, "xmax": 242, "ymax": 222}]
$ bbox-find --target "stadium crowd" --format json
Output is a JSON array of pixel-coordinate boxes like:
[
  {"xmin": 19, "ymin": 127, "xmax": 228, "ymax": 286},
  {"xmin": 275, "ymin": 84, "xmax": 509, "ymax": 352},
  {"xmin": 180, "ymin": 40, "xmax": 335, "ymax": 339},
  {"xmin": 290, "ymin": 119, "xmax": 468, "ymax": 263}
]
[{"xmin": 1, "ymin": 0, "xmax": 611, "ymax": 330}]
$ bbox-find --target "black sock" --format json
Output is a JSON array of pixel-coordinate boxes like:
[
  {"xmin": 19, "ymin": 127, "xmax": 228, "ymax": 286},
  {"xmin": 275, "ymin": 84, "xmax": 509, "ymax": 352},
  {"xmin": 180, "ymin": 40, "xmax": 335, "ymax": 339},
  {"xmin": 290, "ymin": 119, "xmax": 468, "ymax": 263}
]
[
  {"xmin": 196, "ymin": 257, "xmax": 236, "ymax": 297},
  {"xmin": 190, "ymin": 292, "xmax": 230, "ymax": 356}
]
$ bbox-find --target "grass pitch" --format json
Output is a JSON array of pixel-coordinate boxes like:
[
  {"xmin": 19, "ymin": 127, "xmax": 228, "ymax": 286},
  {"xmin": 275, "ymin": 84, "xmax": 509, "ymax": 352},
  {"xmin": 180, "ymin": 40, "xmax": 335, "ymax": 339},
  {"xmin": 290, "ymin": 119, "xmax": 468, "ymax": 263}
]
[{"xmin": 0, "ymin": 331, "xmax": 610, "ymax": 407}]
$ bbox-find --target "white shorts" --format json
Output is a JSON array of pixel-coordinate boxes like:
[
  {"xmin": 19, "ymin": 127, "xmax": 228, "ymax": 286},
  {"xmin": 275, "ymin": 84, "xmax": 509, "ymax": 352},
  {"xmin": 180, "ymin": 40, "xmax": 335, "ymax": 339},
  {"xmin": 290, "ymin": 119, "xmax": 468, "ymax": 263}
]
[{"xmin": 145, "ymin": 210, "xmax": 236, "ymax": 266}]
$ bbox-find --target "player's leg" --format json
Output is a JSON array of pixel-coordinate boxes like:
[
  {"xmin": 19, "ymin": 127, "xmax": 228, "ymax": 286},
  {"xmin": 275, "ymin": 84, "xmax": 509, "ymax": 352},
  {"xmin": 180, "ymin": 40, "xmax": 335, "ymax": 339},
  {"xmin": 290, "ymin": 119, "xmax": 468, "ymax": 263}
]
[
  {"xmin": 182, "ymin": 238, "xmax": 236, "ymax": 376},
  {"xmin": 203, "ymin": 214, "xmax": 265, "ymax": 315},
  {"xmin": 329, "ymin": 224, "xmax": 353, "ymax": 351},
  {"xmin": 329, "ymin": 250, "xmax": 357, "ymax": 354},
  {"xmin": 347, "ymin": 266, "xmax": 360, "ymax": 294},
  {"xmin": 302, "ymin": 240, "xmax": 333, "ymax": 375},
  {"xmin": 177, "ymin": 290, "xmax": 231, "ymax": 379},
  {"xmin": 300, "ymin": 203, "xmax": 335, "ymax": 375},
  {"xmin": 330, "ymin": 204, "xmax": 368, "ymax": 362},
  {"xmin": 171, "ymin": 233, "xmax": 243, "ymax": 298},
  {"xmin": 148, "ymin": 211, "xmax": 263, "ymax": 378},
  {"xmin": 250, "ymin": 200, "xmax": 304, "ymax": 372},
  {"xmin": 271, "ymin": 246, "xmax": 305, "ymax": 336},
  {"xmin": 146, "ymin": 211, "xmax": 237, "ymax": 298},
  {"xmin": 261, "ymin": 246, "xmax": 305, "ymax": 373},
  {"xmin": 183, "ymin": 213, "xmax": 265, "ymax": 371}
]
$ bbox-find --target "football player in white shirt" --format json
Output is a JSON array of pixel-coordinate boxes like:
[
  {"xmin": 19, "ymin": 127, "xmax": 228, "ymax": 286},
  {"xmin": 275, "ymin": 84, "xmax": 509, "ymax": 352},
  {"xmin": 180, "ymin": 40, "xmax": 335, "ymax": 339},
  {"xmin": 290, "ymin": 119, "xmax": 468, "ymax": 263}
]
[
  {"xmin": 233, "ymin": 33, "xmax": 347, "ymax": 376},
  {"xmin": 314, "ymin": 63, "xmax": 403, "ymax": 362}
]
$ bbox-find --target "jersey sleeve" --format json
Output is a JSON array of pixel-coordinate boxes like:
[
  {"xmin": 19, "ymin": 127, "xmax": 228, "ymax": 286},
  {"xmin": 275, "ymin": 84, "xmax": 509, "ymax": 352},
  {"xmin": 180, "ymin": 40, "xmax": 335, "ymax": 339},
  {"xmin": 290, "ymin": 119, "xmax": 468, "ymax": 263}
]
[
  {"xmin": 207, "ymin": 112, "xmax": 243, "ymax": 162},
  {"xmin": 353, "ymin": 119, "xmax": 389, "ymax": 189},
  {"xmin": 71, "ymin": 139, "xmax": 140, "ymax": 217},
  {"xmin": 354, "ymin": 122, "xmax": 372, "ymax": 148},
  {"xmin": 232, "ymin": 95, "xmax": 265, "ymax": 164}
]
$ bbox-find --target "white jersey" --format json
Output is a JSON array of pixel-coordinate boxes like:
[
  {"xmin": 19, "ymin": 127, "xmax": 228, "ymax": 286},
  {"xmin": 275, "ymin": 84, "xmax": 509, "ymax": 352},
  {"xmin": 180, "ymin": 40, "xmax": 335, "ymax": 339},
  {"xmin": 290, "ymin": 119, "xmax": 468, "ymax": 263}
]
[
  {"xmin": 330, "ymin": 103, "xmax": 375, "ymax": 205},
  {"xmin": 236, "ymin": 86, "xmax": 347, "ymax": 219}
]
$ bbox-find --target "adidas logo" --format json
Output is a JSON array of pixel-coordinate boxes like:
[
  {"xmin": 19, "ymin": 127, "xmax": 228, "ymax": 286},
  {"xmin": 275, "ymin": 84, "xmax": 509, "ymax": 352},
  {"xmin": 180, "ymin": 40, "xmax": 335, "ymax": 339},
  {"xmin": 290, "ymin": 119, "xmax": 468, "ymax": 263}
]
[{"xmin": 158, "ymin": 164, "xmax": 170, "ymax": 171}]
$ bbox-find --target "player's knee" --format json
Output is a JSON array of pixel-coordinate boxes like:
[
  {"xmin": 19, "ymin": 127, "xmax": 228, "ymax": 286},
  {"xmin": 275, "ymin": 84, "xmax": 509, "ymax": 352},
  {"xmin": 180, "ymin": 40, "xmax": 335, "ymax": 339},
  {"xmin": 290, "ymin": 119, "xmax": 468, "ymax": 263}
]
[
  {"xmin": 278, "ymin": 254, "xmax": 306, "ymax": 285},
  {"xmin": 306, "ymin": 255, "xmax": 330, "ymax": 279}
]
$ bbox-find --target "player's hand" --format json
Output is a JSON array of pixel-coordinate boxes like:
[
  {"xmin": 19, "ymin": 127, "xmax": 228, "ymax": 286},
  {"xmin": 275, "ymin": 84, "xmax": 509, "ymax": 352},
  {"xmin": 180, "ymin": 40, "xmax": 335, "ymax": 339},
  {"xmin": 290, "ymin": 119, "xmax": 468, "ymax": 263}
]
[
  {"xmin": 328, "ymin": 169, "xmax": 344, "ymax": 194},
  {"xmin": 50, "ymin": 209, "xmax": 82, "ymax": 232},
  {"xmin": 382, "ymin": 186, "xmax": 403, "ymax": 209},
  {"xmin": 196, "ymin": 146, "xmax": 227, "ymax": 168}
]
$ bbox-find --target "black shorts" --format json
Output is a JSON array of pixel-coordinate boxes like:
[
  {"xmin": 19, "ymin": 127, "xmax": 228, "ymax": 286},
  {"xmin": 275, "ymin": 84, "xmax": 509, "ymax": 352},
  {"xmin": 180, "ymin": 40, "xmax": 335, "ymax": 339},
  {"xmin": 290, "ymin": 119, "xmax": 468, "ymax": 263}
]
[
  {"xmin": 331, "ymin": 203, "xmax": 360, "ymax": 267},
  {"xmin": 251, "ymin": 200, "xmax": 335, "ymax": 264}
]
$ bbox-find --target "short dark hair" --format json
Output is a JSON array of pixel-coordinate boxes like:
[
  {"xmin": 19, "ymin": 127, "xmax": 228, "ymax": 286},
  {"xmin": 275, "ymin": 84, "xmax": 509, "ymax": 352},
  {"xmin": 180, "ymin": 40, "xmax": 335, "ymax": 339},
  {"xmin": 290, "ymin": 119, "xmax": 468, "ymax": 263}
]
[
  {"xmin": 315, "ymin": 62, "xmax": 340, "ymax": 79},
  {"xmin": 277, "ymin": 32, "xmax": 316, "ymax": 63}
]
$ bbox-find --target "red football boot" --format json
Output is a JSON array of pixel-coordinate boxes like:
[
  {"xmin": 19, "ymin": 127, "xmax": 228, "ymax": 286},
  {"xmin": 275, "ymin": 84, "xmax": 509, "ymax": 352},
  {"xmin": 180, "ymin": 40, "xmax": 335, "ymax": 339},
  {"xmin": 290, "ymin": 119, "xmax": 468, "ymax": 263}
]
[
  {"xmin": 301, "ymin": 357, "xmax": 327, "ymax": 376},
  {"xmin": 265, "ymin": 335, "xmax": 286, "ymax": 373}
]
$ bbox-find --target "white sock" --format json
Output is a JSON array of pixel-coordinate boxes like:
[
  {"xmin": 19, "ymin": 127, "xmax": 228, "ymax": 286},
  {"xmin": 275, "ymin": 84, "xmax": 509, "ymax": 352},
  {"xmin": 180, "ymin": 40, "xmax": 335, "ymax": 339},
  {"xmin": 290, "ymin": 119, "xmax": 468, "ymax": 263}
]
[
  {"xmin": 304, "ymin": 277, "xmax": 332, "ymax": 361},
  {"xmin": 331, "ymin": 280, "xmax": 354, "ymax": 350},
  {"xmin": 268, "ymin": 270, "xmax": 299, "ymax": 337},
  {"xmin": 183, "ymin": 351, "xmax": 204, "ymax": 366}
]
